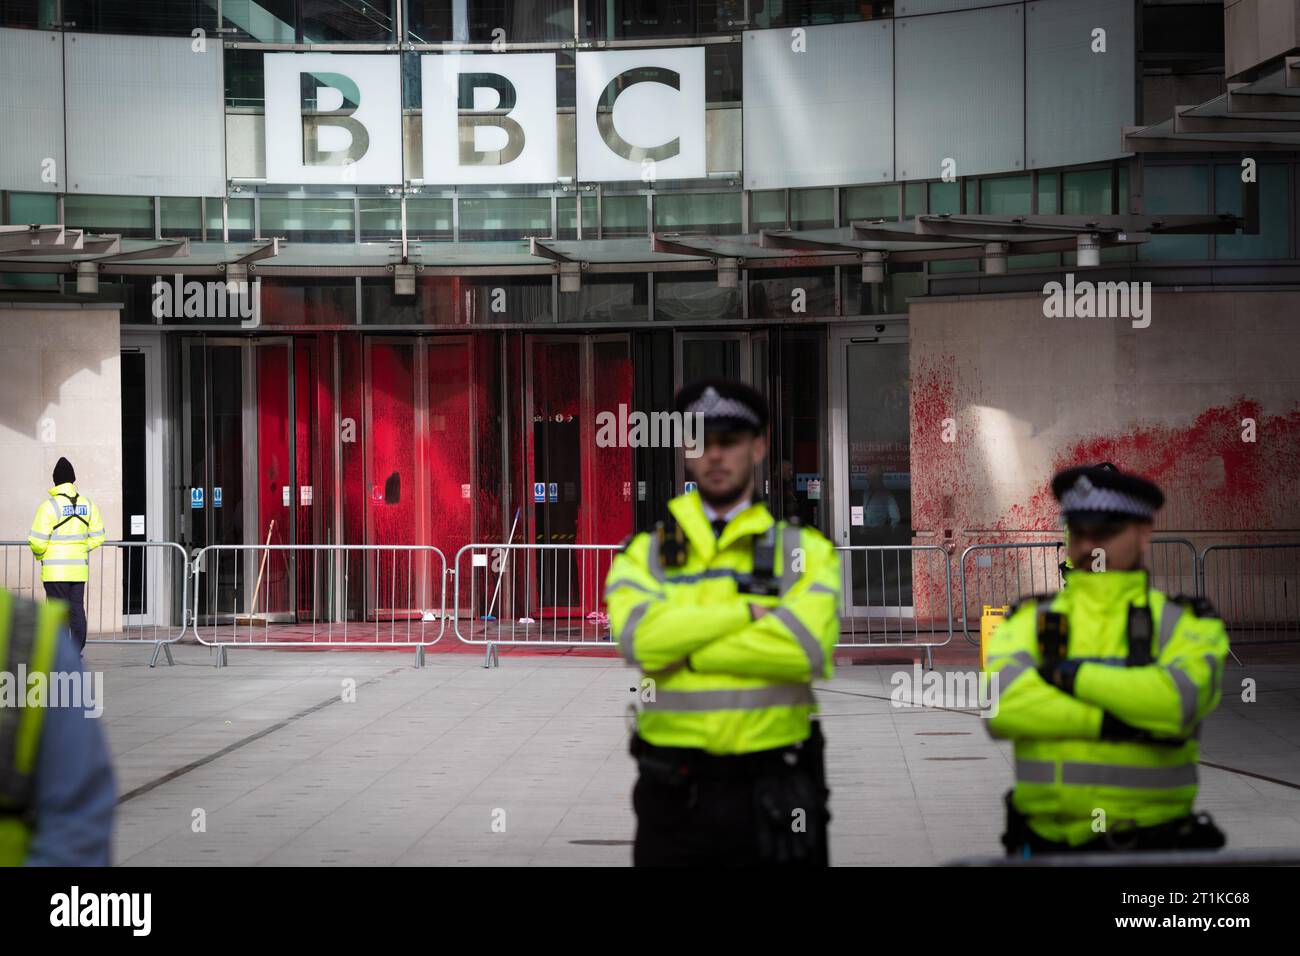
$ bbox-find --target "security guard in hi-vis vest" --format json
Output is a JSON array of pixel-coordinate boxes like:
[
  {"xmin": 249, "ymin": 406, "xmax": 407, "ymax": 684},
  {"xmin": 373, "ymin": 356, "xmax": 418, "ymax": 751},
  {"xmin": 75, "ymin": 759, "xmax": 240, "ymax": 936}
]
[
  {"xmin": 984, "ymin": 465, "xmax": 1230, "ymax": 855},
  {"xmin": 604, "ymin": 381, "xmax": 841, "ymax": 866},
  {"xmin": 28, "ymin": 458, "xmax": 105, "ymax": 653}
]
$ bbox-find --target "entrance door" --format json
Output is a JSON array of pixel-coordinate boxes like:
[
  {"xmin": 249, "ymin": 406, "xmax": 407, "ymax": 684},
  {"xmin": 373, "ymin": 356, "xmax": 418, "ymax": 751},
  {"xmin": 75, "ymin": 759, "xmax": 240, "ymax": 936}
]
[
  {"xmin": 672, "ymin": 331, "xmax": 760, "ymax": 495},
  {"xmin": 182, "ymin": 337, "xmax": 296, "ymax": 622},
  {"xmin": 120, "ymin": 335, "xmax": 170, "ymax": 625},
  {"xmin": 829, "ymin": 322, "xmax": 913, "ymax": 616},
  {"xmin": 523, "ymin": 335, "xmax": 632, "ymax": 619}
]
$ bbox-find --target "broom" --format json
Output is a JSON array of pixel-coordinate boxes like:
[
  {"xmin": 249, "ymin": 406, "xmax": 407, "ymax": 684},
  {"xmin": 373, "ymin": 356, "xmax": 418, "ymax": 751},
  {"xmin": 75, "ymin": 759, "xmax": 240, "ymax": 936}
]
[{"xmin": 235, "ymin": 520, "xmax": 275, "ymax": 625}]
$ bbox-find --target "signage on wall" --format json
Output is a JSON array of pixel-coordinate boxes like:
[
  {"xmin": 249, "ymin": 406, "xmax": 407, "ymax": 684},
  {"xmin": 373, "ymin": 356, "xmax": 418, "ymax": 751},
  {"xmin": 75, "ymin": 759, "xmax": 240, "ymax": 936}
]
[
  {"xmin": 534, "ymin": 482, "xmax": 546, "ymax": 503},
  {"xmin": 262, "ymin": 48, "xmax": 705, "ymax": 185},
  {"xmin": 548, "ymin": 482, "xmax": 558, "ymax": 503},
  {"xmin": 684, "ymin": 481, "xmax": 697, "ymax": 493},
  {"xmin": 213, "ymin": 487, "xmax": 222, "ymax": 509},
  {"xmin": 190, "ymin": 487, "xmax": 204, "ymax": 509}
]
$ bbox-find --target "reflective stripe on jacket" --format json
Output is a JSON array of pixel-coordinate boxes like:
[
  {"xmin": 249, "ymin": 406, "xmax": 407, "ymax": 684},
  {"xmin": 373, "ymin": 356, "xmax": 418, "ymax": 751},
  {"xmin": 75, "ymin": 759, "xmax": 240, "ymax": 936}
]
[
  {"xmin": 28, "ymin": 483, "xmax": 105, "ymax": 583},
  {"xmin": 604, "ymin": 492, "xmax": 841, "ymax": 755},
  {"xmin": 983, "ymin": 569, "xmax": 1229, "ymax": 846},
  {"xmin": 0, "ymin": 590, "xmax": 66, "ymax": 865}
]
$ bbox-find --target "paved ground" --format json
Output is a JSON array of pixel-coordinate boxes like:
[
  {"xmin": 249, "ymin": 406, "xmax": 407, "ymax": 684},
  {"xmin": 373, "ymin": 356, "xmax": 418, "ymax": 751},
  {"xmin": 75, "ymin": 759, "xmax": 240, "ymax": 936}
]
[{"xmin": 88, "ymin": 640, "xmax": 1300, "ymax": 866}]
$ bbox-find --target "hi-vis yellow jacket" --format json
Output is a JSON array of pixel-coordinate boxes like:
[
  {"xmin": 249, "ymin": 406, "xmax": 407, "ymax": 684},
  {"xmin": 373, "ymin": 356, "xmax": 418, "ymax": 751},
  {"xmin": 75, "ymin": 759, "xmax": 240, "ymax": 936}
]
[
  {"xmin": 28, "ymin": 483, "xmax": 105, "ymax": 583},
  {"xmin": 0, "ymin": 589, "xmax": 65, "ymax": 865},
  {"xmin": 604, "ymin": 492, "xmax": 841, "ymax": 755},
  {"xmin": 984, "ymin": 569, "xmax": 1229, "ymax": 846}
]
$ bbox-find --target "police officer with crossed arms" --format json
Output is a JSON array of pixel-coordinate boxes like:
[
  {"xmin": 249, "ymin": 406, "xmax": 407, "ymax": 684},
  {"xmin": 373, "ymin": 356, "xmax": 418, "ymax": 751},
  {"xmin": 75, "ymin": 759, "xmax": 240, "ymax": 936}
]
[
  {"xmin": 604, "ymin": 381, "xmax": 841, "ymax": 866},
  {"xmin": 984, "ymin": 464, "xmax": 1229, "ymax": 855}
]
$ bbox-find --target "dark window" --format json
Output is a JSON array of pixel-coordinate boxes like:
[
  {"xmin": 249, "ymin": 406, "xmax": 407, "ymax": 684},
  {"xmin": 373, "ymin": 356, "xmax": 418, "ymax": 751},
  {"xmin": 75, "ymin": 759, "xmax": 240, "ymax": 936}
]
[
  {"xmin": 409, "ymin": 1, "xmax": 572, "ymax": 42},
  {"xmin": 0, "ymin": 0, "xmax": 55, "ymax": 29},
  {"xmin": 749, "ymin": 268, "xmax": 836, "ymax": 318},
  {"xmin": 559, "ymin": 274, "xmax": 648, "ymax": 323},
  {"xmin": 262, "ymin": 277, "xmax": 358, "ymax": 325},
  {"xmin": 585, "ymin": 0, "xmax": 745, "ymax": 37},
  {"xmin": 62, "ymin": 1, "xmax": 218, "ymax": 35},
  {"xmin": 654, "ymin": 274, "xmax": 740, "ymax": 321}
]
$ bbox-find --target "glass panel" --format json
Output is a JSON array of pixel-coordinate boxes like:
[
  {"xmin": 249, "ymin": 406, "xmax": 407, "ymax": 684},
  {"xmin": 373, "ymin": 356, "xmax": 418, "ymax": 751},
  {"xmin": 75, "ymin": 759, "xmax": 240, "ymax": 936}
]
[
  {"xmin": 366, "ymin": 343, "xmax": 419, "ymax": 622},
  {"xmin": 557, "ymin": 197, "xmax": 577, "ymax": 239},
  {"xmin": 64, "ymin": 194, "xmax": 154, "ymax": 238},
  {"xmin": 459, "ymin": 197, "xmax": 550, "ymax": 241},
  {"xmin": 160, "ymin": 197, "xmax": 202, "ymax": 238},
  {"xmin": 655, "ymin": 275, "xmax": 740, "ymax": 321},
  {"xmin": 928, "ymin": 181, "xmax": 959, "ymax": 215},
  {"xmin": 409, "ymin": 3, "xmax": 576, "ymax": 41},
  {"xmin": 904, "ymin": 182, "xmax": 925, "ymax": 219},
  {"xmin": 530, "ymin": 342, "xmax": 583, "ymax": 614},
  {"xmin": 1062, "ymin": 168, "xmax": 1112, "ymax": 215},
  {"xmin": 791, "ymin": 189, "xmax": 834, "ymax": 229},
  {"xmin": 681, "ymin": 338, "xmax": 740, "ymax": 383},
  {"xmin": 981, "ymin": 176, "xmax": 1032, "ymax": 216},
  {"xmin": 361, "ymin": 276, "xmax": 459, "ymax": 324},
  {"xmin": 654, "ymin": 191, "xmax": 742, "ymax": 235},
  {"xmin": 1139, "ymin": 165, "xmax": 1209, "ymax": 260},
  {"xmin": 776, "ymin": 333, "xmax": 825, "ymax": 531},
  {"xmin": 427, "ymin": 341, "xmax": 473, "ymax": 610},
  {"xmin": 843, "ymin": 268, "xmax": 922, "ymax": 315},
  {"xmin": 753, "ymin": 0, "xmax": 879, "ymax": 28},
  {"xmin": 204, "ymin": 197, "xmax": 224, "ymax": 239},
  {"xmin": 0, "ymin": 0, "xmax": 58, "ymax": 28},
  {"xmin": 255, "ymin": 344, "xmax": 293, "ymax": 615},
  {"xmin": 120, "ymin": 351, "xmax": 147, "ymax": 611},
  {"xmin": 224, "ymin": 47, "xmax": 265, "ymax": 108},
  {"xmin": 302, "ymin": 0, "xmax": 394, "ymax": 41},
  {"xmin": 929, "ymin": 258, "xmax": 978, "ymax": 273},
  {"xmin": 261, "ymin": 278, "xmax": 358, "ymax": 324},
  {"xmin": 559, "ymin": 274, "xmax": 648, "ymax": 323},
  {"xmin": 63, "ymin": 1, "xmax": 218, "ymax": 35},
  {"xmin": 360, "ymin": 198, "xmax": 402, "ymax": 240},
  {"xmin": 1036, "ymin": 172, "xmax": 1058, "ymax": 214},
  {"xmin": 845, "ymin": 342, "xmax": 912, "ymax": 608},
  {"xmin": 592, "ymin": 339, "xmax": 634, "ymax": 547},
  {"xmin": 463, "ymin": 276, "xmax": 554, "ymax": 324},
  {"xmin": 585, "ymin": 0, "xmax": 738, "ymax": 37},
  {"xmin": 749, "ymin": 268, "xmax": 836, "ymax": 318},
  {"xmin": 601, "ymin": 195, "xmax": 647, "ymax": 238},
  {"xmin": 1216, "ymin": 163, "xmax": 1289, "ymax": 259},
  {"xmin": 222, "ymin": 0, "xmax": 295, "ymax": 41},
  {"xmin": 5, "ymin": 192, "xmax": 57, "ymax": 225},
  {"xmin": 406, "ymin": 198, "xmax": 454, "ymax": 240},
  {"xmin": 707, "ymin": 43, "xmax": 742, "ymax": 102},
  {"xmin": 227, "ymin": 197, "xmax": 254, "ymax": 241},
  {"xmin": 259, "ymin": 198, "xmax": 354, "ymax": 242},
  {"xmin": 842, "ymin": 184, "xmax": 898, "ymax": 223},
  {"xmin": 751, "ymin": 190, "xmax": 786, "ymax": 229}
]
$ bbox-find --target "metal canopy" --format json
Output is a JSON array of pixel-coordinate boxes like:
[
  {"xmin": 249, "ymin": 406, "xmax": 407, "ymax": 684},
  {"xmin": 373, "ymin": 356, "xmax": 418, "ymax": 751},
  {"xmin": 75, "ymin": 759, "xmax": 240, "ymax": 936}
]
[
  {"xmin": 1125, "ymin": 59, "xmax": 1300, "ymax": 151},
  {"xmin": 0, "ymin": 213, "xmax": 1254, "ymax": 280}
]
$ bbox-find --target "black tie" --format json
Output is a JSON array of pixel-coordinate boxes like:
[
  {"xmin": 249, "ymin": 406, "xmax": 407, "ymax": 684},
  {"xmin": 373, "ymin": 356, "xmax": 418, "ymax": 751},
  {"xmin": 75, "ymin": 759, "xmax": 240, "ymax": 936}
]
[{"xmin": 711, "ymin": 519, "xmax": 727, "ymax": 539}]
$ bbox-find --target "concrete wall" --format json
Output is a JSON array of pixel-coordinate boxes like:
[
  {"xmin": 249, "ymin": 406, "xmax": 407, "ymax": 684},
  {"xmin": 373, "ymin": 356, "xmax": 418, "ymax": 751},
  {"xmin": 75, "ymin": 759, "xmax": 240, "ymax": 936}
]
[
  {"xmin": 0, "ymin": 302, "xmax": 122, "ymax": 633},
  {"xmin": 910, "ymin": 289, "xmax": 1300, "ymax": 545}
]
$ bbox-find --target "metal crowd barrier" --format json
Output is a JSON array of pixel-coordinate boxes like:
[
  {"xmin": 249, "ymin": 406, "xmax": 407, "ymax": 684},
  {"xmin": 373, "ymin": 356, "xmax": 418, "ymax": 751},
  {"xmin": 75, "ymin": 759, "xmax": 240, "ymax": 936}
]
[
  {"xmin": 452, "ymin": 543, "xmax": 621, "ymax": 667},
  {"xmin": 1200, "ymin": 544, "xmax": 1300, "ymax": 644},
  {"xmin": 1, "ymin": 540, "xmax": 188, "ymax": 666},
  {"xmin": 190, "ymin": 544, "xmax": 448, "ymax": 667},
  {"xmin": 958, "ymin": 538, "xmax": 1200, "ymax": 643},
  {"xmin": 835, "ymin": 545, "xmax": 954, "ymax": 669}
]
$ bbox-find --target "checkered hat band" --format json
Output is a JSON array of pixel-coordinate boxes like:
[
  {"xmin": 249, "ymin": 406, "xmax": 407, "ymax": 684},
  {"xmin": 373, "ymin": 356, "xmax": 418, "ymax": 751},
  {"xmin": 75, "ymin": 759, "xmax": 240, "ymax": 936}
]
[
  {"xmin": 684, "ymin": 395, "xmax": 760, "ymax": 426},
  {"xmin": 1059, "ymin": 485, "xmax": 1155, "ymax": 519}
]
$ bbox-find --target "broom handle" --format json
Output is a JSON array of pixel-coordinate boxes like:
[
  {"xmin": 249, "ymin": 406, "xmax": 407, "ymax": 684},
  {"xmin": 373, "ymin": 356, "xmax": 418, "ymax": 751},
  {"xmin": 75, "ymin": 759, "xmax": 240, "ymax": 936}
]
[{"xmin": 250, "ymin": 520, "xmax": 275, "ymax": 615}]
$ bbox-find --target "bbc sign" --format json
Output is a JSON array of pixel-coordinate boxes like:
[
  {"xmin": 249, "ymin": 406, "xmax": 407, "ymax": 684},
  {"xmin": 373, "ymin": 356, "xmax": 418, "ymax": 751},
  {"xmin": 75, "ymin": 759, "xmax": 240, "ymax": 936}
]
[{"xmin": 263, "ymin": 49, "xmax": 706, "ymax": 186}]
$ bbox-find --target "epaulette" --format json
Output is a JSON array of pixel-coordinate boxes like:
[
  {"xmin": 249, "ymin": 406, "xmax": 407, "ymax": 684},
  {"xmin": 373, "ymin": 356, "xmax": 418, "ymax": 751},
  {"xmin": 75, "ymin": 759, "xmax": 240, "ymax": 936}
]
[{"xmin": 1171, "ymin": 594, "xmax": 1218, "ymax": 619}]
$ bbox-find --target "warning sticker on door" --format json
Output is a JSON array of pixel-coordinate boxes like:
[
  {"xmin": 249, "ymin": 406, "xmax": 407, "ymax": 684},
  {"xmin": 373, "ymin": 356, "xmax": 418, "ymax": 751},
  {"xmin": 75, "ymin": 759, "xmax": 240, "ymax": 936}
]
[
  {"xmin": 534, "ymin": 482, "xmax": 546, "ymax": 503},
  {"xmin": 190, "ymin": 487, "xmax": 204, "ymax": 509},
  {"xmin": 300, "ymin": 486, "xmax": 313, "ymax": 506},
  {"xmin": 282, "ymin": 486, "xmax": 291, "ymax": 507}
]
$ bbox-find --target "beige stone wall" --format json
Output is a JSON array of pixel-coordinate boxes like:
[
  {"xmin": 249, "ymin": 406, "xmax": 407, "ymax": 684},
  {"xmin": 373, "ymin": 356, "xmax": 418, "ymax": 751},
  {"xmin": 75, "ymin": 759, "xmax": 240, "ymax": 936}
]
[
  {"xmin": 910, "ymin": 289, "xmax": 1300, "ymax": 625},
  {"xmin": 0, "ymin": 303, "xmax": 123, "ymax": 634}
]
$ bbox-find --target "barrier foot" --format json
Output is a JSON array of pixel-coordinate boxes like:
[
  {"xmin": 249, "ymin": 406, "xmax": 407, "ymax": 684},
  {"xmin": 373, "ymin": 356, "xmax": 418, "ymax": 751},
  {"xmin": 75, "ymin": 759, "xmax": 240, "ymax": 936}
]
[
  {"xmin": 923, "ymin": 646, "xmax": 934, "ymax": 671},
  {"xmin": 214, "ymin": 645, "xmax": 227, "ymax": 669},
  {"xmin": 1228, "ymin": 647, "xmax": 1244, "ymax": 667},
  {"xmin": 414, "ymin": 644, "xmax": 425, "ymax": 669},
  {"xmin": 148, "ymin": 642, "xmax": 175, "ymax": 668},
  {"xmin": 484, "ymin": 642, "xmax": 499, "ymax": 669}
]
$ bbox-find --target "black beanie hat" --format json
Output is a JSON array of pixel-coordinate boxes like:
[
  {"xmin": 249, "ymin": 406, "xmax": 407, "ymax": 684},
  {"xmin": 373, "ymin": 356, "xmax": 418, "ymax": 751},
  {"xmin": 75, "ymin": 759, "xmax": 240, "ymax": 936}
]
[{"xmin": 53, "ymin": 457, "xmax": 75, "ymax": 485}]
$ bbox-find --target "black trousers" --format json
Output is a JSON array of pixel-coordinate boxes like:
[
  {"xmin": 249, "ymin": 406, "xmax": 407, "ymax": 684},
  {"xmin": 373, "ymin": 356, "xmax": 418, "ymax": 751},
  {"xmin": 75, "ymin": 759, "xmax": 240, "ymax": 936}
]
[
  {"xmin": 43, "ymin": 581, "xmax": 87, "ymax": 652},
  {"xmin": 631, "ymin": 729, "xmax": 830, "ymax": 867}
]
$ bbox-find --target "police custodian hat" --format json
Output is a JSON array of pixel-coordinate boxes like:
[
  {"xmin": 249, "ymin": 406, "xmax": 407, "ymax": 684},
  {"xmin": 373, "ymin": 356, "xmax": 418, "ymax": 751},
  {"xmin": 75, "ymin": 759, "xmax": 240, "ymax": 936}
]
[
  {"xmin": 1052, "ymin": 463, "xmax": 1165, "ymax": 523},
  {"xmin": 675, "ymin": 380, "xmax": 769, "ymax": 434}
]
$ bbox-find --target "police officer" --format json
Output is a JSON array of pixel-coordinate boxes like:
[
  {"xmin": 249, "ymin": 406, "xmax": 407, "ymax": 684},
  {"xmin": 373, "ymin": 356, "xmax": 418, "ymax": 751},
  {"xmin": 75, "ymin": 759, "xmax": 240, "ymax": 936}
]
[
  {"xmin": 603, "ymin": 381, "xmax": 841, "ymax": 866},
  {"xmin": 984, "ymin": 464, "xmax": 1229, "ymax": 855},
  {"xmin": 0, "ymin": 590, "xmax": 116, "ymax": 865},
  {"xmin": 28, "ymin": 457, "xmax": 105, "ymax": 654}
]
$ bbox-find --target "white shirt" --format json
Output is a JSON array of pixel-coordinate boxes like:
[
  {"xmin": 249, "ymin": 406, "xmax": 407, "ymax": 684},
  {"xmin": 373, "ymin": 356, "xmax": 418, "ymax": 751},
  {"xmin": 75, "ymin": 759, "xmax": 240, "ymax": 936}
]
[{"xmin": 701, "ymin": 498, "xmax": 752, "ymax": 524}]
